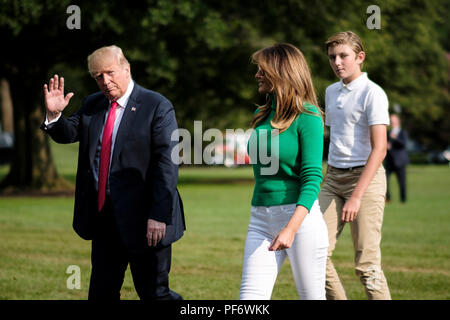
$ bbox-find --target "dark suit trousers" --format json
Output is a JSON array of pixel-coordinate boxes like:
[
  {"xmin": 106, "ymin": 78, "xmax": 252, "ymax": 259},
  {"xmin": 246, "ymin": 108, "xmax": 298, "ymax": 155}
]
[
  {"xmin": 386, "ymin": 166, "xmax": 407, "ymax": 202},
  {"xmin": 88, "ymin": 198, "xmax": 181, "ymax": 300}
]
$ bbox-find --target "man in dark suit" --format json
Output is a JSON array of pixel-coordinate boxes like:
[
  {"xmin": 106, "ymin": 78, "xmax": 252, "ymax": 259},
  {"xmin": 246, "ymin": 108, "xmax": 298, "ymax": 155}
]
[
  {"xmin": 385, "ymin": 114, "xmax": 409, "ymax": 203},
  {"xmin": 41, "ymin": 45, "xmax": 185, "ymax": 300}
]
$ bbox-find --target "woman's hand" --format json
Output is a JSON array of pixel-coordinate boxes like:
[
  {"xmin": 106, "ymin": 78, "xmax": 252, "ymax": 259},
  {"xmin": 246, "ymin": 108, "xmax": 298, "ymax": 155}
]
[
  {"xmin": 268, "ymin": 205, "xmax": 309, "ymax": 251},
  {"xmin": 269, "ymin": 227, "xmax": 296, "ymax": 251}
]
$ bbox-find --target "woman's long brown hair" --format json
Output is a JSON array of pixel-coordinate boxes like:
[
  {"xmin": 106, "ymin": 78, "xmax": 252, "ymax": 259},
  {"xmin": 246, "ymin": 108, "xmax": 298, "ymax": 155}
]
[{"xmin": 251, "ymin": 43, "xmax": 323, "ymax": 132}]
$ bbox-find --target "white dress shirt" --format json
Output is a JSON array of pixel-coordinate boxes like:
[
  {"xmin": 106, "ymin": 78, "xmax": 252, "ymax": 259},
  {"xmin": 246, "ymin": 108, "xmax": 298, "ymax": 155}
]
[{"xmin": 93, "ymin": 80, "xmax": 135, "ymax": 191}]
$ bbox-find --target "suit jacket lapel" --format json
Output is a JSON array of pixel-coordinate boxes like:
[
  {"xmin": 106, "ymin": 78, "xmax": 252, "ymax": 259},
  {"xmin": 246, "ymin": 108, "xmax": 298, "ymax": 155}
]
[
  {"xmin": 88, "ymin": 97, "xmax": 109, "ymax": 167},
  {"xmin": 111, "ymin": 84, "xmax": 141, "ymax": 168}
]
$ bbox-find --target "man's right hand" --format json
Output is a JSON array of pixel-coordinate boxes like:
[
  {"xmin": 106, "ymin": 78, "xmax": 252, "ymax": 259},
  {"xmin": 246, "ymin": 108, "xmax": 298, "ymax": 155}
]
[{"xmin": 43, "ymin": 74, "xmax": 74, "ymax": 121}]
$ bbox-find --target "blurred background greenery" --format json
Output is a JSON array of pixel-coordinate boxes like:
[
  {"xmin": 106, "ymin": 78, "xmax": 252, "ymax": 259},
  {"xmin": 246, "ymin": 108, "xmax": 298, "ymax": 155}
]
[
  {"xmin": 0, "ymin": 0, "xmax": 449, "ymax": 301},
  {"xmin": 0, "ymin": 0, "xmax": 449, "ymax": 192}
]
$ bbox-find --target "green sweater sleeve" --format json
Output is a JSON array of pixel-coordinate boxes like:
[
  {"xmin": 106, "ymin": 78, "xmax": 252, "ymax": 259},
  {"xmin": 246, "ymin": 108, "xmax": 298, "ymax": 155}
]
[{"xmin": 296, "ymin": 110, "xmax": 324, "ymax": 211}]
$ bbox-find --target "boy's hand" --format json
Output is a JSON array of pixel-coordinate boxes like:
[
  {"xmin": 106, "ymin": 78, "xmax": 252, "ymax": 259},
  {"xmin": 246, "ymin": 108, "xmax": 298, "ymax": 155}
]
[{"xmin": 342, "ymin": 196, "xmax": 361, "ymax": 222}]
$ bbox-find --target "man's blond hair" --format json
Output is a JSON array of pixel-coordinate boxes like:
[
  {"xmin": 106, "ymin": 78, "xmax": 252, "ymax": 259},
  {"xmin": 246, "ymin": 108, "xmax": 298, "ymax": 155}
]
[{"xmin": 87, "ymin": 45, "xmax": 130, "ymax": 77}]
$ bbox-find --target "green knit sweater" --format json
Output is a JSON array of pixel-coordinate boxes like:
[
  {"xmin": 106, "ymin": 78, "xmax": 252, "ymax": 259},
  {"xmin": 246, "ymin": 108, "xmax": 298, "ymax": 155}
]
[{"xmin": 249, "ymin": 98, "xmax": 324, "ymax": 211}]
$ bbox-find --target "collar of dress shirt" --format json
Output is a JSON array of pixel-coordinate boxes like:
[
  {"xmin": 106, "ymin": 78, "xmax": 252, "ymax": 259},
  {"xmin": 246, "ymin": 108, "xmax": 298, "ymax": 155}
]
[
  {"xmin": 110, "ymin": 79, "xmax": 135, "ymax": 108},
  {"xmin": 339, "ymin": 72, "xmax": 368, "ymax": 92}
]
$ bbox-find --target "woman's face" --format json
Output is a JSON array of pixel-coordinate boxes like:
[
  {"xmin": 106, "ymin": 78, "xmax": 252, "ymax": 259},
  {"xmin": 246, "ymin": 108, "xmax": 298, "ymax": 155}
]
[{"xmin": 255, "ymin": 66, "xmax": 272, "ymax": 94}]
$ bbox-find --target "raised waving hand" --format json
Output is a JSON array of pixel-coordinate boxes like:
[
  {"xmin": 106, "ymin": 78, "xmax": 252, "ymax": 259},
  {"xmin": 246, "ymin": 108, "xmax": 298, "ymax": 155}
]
[{"xmin": 43, "ymin": 74, "xmax": 74, "ymax": 121}]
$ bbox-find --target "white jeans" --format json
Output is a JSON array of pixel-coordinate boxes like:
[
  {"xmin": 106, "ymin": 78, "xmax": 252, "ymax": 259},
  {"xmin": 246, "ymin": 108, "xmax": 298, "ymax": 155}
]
[{"xmin": 239, "ymin": 201, "xmax": 329, "ymax": 300}]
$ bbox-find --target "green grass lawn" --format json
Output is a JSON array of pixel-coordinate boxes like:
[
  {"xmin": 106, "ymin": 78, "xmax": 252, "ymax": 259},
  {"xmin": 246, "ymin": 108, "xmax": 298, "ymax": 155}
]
[{"xmin": 0, "ymin": 142, "xmax": 449, "ymax": 299}]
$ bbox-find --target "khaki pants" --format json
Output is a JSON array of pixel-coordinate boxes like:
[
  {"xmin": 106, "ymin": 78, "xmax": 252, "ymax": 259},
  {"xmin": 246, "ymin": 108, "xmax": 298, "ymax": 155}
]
[{"xmin": 319, "ymin": 165, "xmax": 391, "ymax": 300}]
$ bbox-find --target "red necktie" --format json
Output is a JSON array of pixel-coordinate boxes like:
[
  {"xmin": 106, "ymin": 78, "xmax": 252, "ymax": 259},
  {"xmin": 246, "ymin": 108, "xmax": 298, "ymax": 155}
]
[{"xmin": 98, "ymin": 101, "xmax": 118, "ymax": 212}]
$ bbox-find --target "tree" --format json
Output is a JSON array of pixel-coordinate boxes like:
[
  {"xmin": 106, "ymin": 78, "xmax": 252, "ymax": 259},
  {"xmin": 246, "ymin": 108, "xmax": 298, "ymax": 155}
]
[
  {"xmin": 0, "ymin": 79, "xmax": 13, "ymax": 133},
  {"xmin": 0, "ymin": 0, "xmax": 260, "ymax": 192},
  {"xmin": 1, "ymin": 0, "xmax": 448, "ymax": 193},
  {"xmin": 1, "ymin": 1, "xmax": 88, "ymax": 192}
]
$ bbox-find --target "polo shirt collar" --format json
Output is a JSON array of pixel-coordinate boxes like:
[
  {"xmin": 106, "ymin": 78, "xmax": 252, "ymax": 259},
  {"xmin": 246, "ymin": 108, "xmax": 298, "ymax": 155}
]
[{"xmin": 339, "ymin": 72, "xmax": 368, "ymax": 92}]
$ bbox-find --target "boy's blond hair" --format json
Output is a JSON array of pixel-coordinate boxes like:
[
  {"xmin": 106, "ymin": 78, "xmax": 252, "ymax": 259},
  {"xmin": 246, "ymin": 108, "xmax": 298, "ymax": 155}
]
[{"xmin": 325, "ymin": 31, "xmax": 365, "ymax": 68}]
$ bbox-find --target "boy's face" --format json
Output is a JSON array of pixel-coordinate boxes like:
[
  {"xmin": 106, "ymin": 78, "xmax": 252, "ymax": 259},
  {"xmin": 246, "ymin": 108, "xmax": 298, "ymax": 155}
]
[{"xmin": 327, "ymin": 44, "xmax": 365, "ymax": 84}]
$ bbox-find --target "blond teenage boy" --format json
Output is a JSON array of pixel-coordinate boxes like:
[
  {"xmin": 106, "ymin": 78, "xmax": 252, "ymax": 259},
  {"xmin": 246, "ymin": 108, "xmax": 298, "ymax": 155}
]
[{"xmin": 319, "ymin": 31, "xmax": 391, "ymax": 300}]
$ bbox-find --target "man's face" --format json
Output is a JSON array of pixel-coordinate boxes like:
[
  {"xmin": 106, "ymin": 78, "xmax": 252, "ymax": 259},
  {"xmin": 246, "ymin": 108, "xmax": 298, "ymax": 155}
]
[
  {"xmin": 91, "ymin": 55, "xmax": 130, "ymax": 101},
  {"xmin": 327, "ymin": 44, "xmax": 365, "ymax": 84}
]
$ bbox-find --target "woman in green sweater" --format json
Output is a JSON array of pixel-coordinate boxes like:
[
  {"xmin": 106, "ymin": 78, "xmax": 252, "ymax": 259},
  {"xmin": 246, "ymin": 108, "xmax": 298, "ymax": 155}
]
[{"xmin": 239, "ymin": 43, "xmax": 329, "ymax": 300}]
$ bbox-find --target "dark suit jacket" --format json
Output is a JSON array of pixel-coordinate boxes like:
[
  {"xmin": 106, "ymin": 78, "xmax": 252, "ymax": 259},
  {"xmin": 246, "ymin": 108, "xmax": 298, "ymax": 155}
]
[
  {"xmin": 385, "ymin": 129, "xmax": 409, "ymax": 169},
  {"xmin": 41, "ymin": 82, "xmax": 185, "ymax": 252}
]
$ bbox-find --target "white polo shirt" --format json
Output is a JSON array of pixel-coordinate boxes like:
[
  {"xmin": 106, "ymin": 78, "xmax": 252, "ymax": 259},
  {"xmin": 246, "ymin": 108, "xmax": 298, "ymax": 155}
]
[{"xmin": 325, "ymin": 72, "xmax": 389, "ymax": 168}]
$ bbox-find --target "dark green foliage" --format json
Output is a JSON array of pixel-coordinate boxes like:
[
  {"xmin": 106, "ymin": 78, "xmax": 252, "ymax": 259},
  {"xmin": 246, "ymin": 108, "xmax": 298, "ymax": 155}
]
[{"xmin": 1, "ymin": 0, "xmax": 449, "ymax": 189}]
